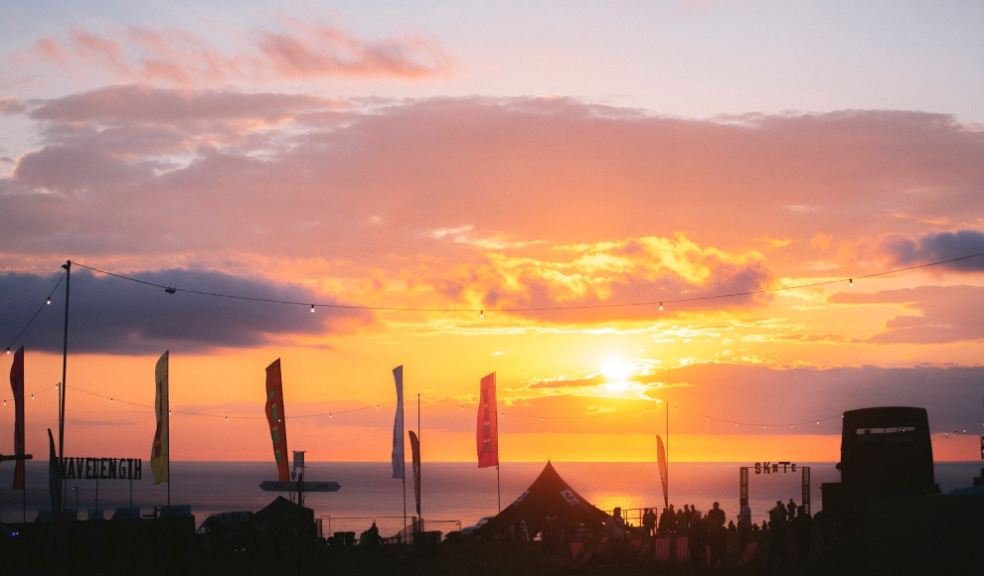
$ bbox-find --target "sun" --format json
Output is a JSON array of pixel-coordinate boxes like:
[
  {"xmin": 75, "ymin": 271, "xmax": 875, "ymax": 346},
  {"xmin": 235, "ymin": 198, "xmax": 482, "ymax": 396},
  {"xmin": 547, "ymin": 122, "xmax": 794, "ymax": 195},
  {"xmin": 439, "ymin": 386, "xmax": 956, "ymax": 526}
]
[
  {"xmin": 600, "ymin": 356, "xmax": 633, "ymax": 385},
  {"xmin": 600, "ymin": 356, "xmax": 632, "ymax": 383}
]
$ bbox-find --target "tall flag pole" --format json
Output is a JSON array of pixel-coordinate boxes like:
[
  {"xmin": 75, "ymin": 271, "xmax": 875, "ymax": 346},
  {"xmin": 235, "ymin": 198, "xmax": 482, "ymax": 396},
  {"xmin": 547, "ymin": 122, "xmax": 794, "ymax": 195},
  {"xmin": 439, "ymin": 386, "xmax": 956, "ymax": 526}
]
[
  {"xmin": 265, "ymin": 359, "xmax": 290, "ymax": 483},
  {"xmin": 477, "ymin": 372, "xmax": 500, "ymax": 512},
  {"xmin": 9, "ymin": 346, "xmax": 26, "ymax": 492},
  {"xmin": 59, "ymin": 260, "xmax": 71, "ymax": 506},
  {"xmin": 151, "ymin": 351, "xmax": 170, "ymax": 506},
  {"xmin": 391, "ymin": 366, "xmax": 406, "ymax": 535},
  {"xmin": 416, "ymin": 392, "xmax": 422, "ymax": 528}
]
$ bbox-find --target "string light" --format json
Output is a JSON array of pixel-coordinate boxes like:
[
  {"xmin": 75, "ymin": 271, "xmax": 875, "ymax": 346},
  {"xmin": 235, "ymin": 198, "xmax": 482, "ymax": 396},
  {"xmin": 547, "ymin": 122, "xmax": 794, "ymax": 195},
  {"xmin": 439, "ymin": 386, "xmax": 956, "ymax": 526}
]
[
  {"xmin": 310, "ymin": 304, "xmax": 316, "ymax": 313},
  {"xmin": 479, "ymin": 310, "xmax": 485, "ymax": 319},
  {"xmin": 46, "ymin": 296, "xmax": 51, "ymax": 305},
  {"xmin": 65, "ymin": 251, "xmax": 984, "ymax": 317},
  {"xmin": 849, "ymin": 278, "xmax": 854, "ymax": 287},
  {"xmin": 659, "ymin": 302, "xmax": 664, "ymax": 311},
  {"xmin": 4, "ymin": 347, "xmax": 9, "ymax": 355}
]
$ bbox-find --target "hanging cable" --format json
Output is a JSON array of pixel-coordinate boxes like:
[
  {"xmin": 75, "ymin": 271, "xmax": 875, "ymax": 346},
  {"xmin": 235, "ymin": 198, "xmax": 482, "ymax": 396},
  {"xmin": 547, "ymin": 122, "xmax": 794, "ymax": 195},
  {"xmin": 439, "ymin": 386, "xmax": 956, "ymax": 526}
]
[
  {"xmin": 70, "ymin": 251, "xmax": 984, "ymax": 315},
  {"xmin": 3, "ymin": 272, "xmax": 66, "ymax": 354}
]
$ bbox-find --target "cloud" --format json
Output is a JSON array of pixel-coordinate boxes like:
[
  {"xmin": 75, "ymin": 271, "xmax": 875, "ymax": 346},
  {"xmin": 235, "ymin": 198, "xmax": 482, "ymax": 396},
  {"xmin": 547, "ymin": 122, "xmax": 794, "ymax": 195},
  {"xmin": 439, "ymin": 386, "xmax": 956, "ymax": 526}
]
[
  {"xmin": 434, "ymin": 234, "xmax": 772, "ymax": 320},
  {"xmin": 20, "ymin": 21, "xmax": 451, "ymax": 87},
  {"xmin": 831, "ymin": 285, "xmax": 984, "ymax": 344},
  {"xmin": 2, "ymin": 96, "xmax": 984, "ymax": 300},
  {"xmin": 0, "ymin": 98, "xmax": 26, "ymax": 115},
  {"xmin": 884, "ymin": 230, "xmax": 984, "ymax": 271},
  {"xmin": 30, "ymin": 85, "xmax": 340, "ymax": 127},
  {"xmin": 0, "ymin": 268, "xmax": 370, "ymax": 354}
]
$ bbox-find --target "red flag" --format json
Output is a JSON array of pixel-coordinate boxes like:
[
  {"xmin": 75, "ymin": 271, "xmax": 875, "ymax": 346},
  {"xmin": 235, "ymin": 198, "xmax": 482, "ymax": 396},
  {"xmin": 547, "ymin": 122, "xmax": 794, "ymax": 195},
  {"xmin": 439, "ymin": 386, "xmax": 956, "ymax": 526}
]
[
  {"xmin": 265, "ymin": 359, "xmax": 289, "ymax": 482},
  {"xmin": 409, "ymin": 430, "xmax": 421, "ymax": 516},
  {"xmin": 9, "ymin": 346, "xmax": 25, "ymax": 490},
  {"xmin": 476, "ymin": 372, "xmax": 498, "ymax": 468},
  {"xmin": 657, "ymin": 435, "xmax": 668, "ymax": 508}
]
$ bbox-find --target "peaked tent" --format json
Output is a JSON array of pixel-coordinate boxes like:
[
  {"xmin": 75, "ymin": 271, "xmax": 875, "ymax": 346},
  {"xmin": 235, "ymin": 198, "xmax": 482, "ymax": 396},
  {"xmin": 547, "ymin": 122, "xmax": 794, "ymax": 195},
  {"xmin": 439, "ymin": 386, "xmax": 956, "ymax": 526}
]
[{"xmin": 479, "ymin": 461, "xmax": 609, "ymax": 539}]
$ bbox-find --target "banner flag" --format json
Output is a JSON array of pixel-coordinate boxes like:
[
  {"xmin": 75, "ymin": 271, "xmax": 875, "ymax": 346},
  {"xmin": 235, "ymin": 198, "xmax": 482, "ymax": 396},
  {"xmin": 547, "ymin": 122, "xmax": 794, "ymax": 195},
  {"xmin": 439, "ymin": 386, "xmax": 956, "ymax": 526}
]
[
  {"xmin": 10, "ymin": 346, "xmax": 25, "ymax": 490},
  {"xmin": 265, "ymin": 358, "xmax": 289, "ymax": 483},
  {"xmin": 391, "ymin": 366, "xmax": 405, "ymax": 479},
  {"xmin": 476, "ymin": 372, "xmax": 499, "ymax": 468},
  {"xmin": 409, "ymin": 430, "xmax": 421, "ymax": 516},
  {"xmin": 151, "ymin": 350, "xmax": 170, "ymax": 484},
  {"xmin": 47, "ymin": 428, "xmax": 61, "ymax": 513},
  {"xmin": 657, "ymin": 434, "xmax": 669, "ymax": 508}
]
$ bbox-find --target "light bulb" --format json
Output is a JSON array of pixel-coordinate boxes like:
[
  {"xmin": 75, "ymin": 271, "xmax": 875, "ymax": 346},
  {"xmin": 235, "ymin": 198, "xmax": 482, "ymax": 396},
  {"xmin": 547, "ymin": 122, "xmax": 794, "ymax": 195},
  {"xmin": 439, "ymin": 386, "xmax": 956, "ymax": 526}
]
[
  {"xmin": 46, "ymin": 297, "xmax": 52, "ymax": 305},
  {"xmin": 310, "ymin": 304, "xmax": 316, "ymax": 313},
  {"xmin": 659, "ymin": 302, "xmax": 664, "ymax": 311},
  {"xmin": 849, "ymin": 278, "xmax": 854, "ymax": 287},
  {"xmin": 479, "ymin": 310, "xmax": 485, "ymax": 319}
]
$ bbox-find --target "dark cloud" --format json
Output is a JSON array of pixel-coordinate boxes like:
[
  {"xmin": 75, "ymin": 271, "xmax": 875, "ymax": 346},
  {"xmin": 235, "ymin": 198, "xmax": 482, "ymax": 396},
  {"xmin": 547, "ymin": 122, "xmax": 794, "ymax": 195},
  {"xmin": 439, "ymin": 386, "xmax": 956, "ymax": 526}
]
[
  {"xmin": 0, "ymin": 268, "xmax": 369, "ymax": 354},
  {"xmin": 885, "ymin": 230, "xmax": 984, "ymax": 271}
]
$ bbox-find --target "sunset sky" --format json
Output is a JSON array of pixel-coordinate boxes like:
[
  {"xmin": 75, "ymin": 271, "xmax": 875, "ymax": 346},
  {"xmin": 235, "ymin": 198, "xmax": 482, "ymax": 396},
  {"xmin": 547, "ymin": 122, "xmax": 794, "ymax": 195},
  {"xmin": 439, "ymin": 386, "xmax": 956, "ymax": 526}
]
[{"xmin": 1, "ymin": 1, "xmax": 982, "ymax": 464}]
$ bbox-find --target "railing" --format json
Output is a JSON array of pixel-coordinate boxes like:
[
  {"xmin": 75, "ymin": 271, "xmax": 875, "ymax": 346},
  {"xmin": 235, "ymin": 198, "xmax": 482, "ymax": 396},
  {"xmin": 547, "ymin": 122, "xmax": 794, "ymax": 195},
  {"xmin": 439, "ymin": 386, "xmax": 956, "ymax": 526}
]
[{"xmin": 319, "ymin": 515, "xmax": 460, "ymax": 541}]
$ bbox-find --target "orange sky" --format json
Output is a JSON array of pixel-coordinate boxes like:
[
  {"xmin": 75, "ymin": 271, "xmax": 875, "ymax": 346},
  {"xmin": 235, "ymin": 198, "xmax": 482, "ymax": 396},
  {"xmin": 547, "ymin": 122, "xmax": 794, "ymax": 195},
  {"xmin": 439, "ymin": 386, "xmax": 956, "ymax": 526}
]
[{"xmin": 1, "ymin": 4, "xmax": 983, "ymax": 465}]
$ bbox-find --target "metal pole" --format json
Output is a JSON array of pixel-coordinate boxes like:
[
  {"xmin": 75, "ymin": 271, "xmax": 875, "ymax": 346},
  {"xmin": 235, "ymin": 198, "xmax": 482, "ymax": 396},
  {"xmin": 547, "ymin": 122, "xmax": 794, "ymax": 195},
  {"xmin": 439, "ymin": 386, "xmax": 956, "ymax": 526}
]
[
  {"xmin": 59, "ymin": 260, "xmax": 71, "ymax": 515},
  {"xmin": 666, "ymin": 401, "xmax": 670, "ymax": 504},
  {"xmin": 59, "ymin": 261, "xmax": 70, "ymax": 459},
  {"xmin": 417, "ymin": 392, "xmax": 421, "ymax": 531},
  {"xmin": 167, "ymin": 370, "xmax": 171, "ymax": 510},
  {"xmin": 496, "ymin": 385, "xmax": 501, "ymax": 513},
  {"xmin": 496, "ymin": 465, "xmax": 501, "ymax": 513}
]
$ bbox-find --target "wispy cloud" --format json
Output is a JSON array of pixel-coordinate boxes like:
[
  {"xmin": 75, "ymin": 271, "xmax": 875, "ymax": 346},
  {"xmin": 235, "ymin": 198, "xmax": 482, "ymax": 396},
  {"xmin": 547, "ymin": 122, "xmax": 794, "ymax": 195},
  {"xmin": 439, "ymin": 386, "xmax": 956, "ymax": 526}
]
[{"xmin": 17, "ymin": 20, "xmax": 452, "ymax": 87}]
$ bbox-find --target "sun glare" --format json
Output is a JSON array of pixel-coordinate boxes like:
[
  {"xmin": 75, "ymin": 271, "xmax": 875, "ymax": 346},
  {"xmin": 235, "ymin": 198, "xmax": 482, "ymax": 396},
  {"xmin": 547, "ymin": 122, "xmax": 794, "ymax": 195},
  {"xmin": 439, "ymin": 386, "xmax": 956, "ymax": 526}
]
[{"xmin": 600, "ymin": 356, "xmax": 633, "ymax": 384}]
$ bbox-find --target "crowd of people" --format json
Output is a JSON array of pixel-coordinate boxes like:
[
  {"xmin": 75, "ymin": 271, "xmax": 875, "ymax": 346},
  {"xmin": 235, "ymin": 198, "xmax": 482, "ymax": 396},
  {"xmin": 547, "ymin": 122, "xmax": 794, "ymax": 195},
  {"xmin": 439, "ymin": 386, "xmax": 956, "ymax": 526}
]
[{"xmin": 612, "ymin": 497, "xmax": 817, "ymax": 572}]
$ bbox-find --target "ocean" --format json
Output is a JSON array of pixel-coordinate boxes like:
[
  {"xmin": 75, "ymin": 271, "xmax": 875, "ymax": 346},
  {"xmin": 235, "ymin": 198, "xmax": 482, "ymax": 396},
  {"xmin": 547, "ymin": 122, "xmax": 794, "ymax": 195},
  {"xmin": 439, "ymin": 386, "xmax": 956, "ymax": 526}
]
[{"xmin": 1, "ymin": 461, "xmax": 980, "ymax": 537}]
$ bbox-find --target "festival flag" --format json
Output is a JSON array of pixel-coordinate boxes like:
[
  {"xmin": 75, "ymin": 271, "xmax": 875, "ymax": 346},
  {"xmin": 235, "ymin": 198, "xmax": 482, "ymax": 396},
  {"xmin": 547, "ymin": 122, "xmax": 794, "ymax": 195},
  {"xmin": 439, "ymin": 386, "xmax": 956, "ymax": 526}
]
[
  {"xmin": 476, "ymin": 372, "xmax": 498, "ymax": 468},
  {"xmin": 265, "ymin": 358, "xmax": 289, "ymax": 483},
  {"xmin": 47, "ymin": 428, "xmax": 62, "ymax": 513},
  {"xmin": 151, "ymin": 350, "xmax": 170, "ymax": 484},
  {"xmin": 391, "ymin": 366, "xmax": 405, "ymax": 479},
  {"xmin": 9, "ymin": 346, "xmax": 25, "ymax": 490},
  {"xmin": 657, "ymin": 434, "xmax": 669, "ymax": 508},
  {"xmin": 409, "ymin": 430, "xmax": 421, "ymax": 516}
]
